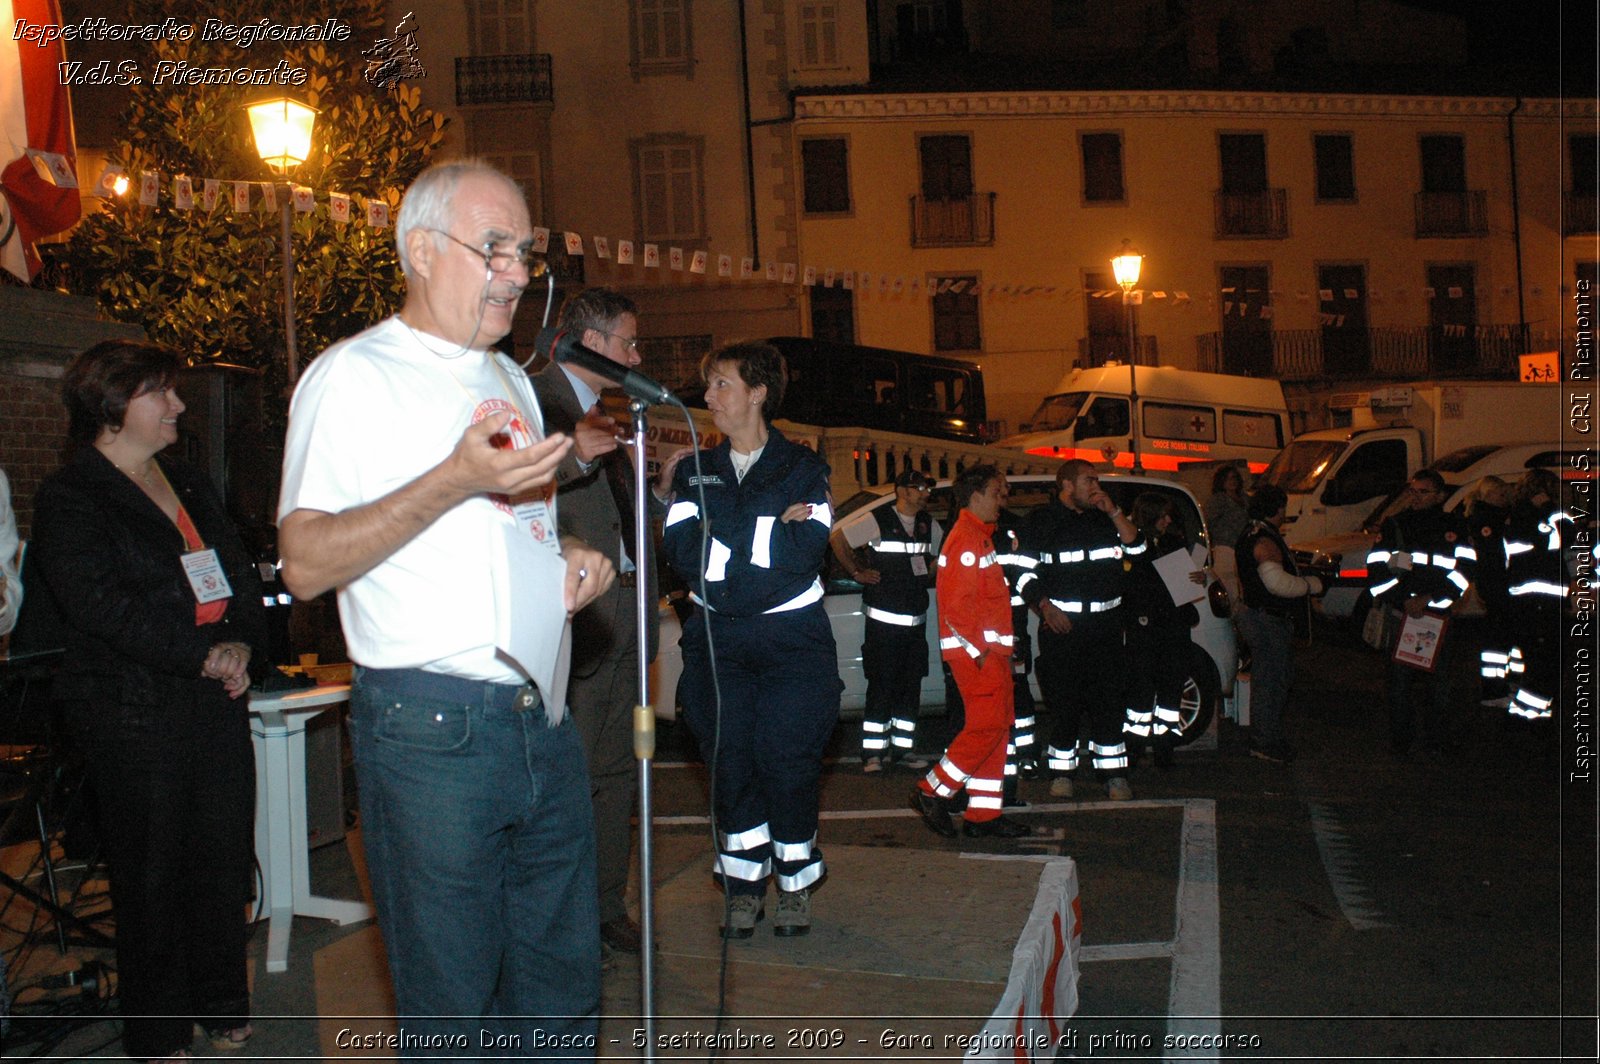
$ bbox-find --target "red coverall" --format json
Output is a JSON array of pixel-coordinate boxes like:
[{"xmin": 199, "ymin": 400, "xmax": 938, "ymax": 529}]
[{"xmin": 918, "ymin": 509, "xmax": 1016, "ymax": 823}]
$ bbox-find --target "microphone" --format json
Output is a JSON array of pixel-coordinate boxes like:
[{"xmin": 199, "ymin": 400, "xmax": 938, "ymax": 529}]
[{"xmin": 535, "ymin": 327, "xmax": 674, "ymax": 405}]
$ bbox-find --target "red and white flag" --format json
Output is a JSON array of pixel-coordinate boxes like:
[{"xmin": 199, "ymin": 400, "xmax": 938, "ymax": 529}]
[{"xmin": 1, "ymin": 0, "xmax": 81, "ymax": 280}]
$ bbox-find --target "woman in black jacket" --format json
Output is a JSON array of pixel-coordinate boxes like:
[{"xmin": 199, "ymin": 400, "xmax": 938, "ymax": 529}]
[
  {"xmin": 1123, "ymin": 493, "xmax": 1202, "ymax": 769},
  {"xmin": 32, "ymin": 341, "xmax": 264, "ymax": 1063}
]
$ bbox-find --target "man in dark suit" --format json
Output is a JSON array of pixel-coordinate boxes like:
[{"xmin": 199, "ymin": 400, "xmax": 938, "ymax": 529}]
[{"xmin": 532, "ymin": 287, "xmax": 681, "ymax": 957}]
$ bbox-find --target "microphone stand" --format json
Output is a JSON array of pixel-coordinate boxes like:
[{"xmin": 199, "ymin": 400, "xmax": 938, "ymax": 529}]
[{"xmin": 627, "ymin": 397, "xmax": 659, "ymax": 1061}]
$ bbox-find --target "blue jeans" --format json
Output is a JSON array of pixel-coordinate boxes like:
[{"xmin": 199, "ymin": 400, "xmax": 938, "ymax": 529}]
[
  {"xmin": 1238, "ymin": 608, "xmax": 1294, "ymax": 748},
  {"xmin": 350, "ymin": 668, "xmax": 599, "ymax": 1060}
]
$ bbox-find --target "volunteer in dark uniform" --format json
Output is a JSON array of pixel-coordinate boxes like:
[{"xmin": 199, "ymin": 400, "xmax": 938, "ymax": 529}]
[
  {"xmin": 1123, "ymin": 493, "xmax": 1203, "ymax": 769},
  {"xmin": 1017, "ymin": 459, "xmax": 1145, "ymax": 801},
  {"xmin": 662, "ymin": 341, "xmax": 843, "ymax": 940},
  {"xmin": 1235, "ymin": 484, "xmax": 1323, "ymax": 763},
  {"xmin": 1501, "ymin": 468, "xmax": 1573, "ymax": 723},
  {"xmin": 831, "ymin": 468, "xmax": 939, "ymax": 772},
  {"xmin": 1462, "ymin": 477, "xmax": 1515, "ymax": 707},
  {"xmin": 1365, "ymin": 468, "xmax": 1475, "ymax": 758},
  {"xmin": 995, "ymin": 514, "xmax": 1041, "ymax": 804}
]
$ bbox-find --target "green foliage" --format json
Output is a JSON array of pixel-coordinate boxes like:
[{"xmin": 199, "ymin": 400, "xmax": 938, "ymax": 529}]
[{"xmin": 55, "ymin": 0, "xmax": 447, "ymax": 401}]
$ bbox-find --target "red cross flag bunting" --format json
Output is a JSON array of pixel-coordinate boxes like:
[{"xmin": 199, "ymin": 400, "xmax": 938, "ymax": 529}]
[{"xmin": 1, "ymin": 0, "xmax": 82, "ymax": 281}]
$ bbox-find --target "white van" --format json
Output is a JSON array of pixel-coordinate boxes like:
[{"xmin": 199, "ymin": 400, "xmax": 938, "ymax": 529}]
[{"xmin": 997, "ymin": 364, "xmax": 1291, "ymax": 475}]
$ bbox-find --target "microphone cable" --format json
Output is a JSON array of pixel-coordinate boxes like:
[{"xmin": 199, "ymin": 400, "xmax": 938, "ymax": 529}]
[{"xmin": 660, "ymin": 407, "xmax": 741, "ymax": 1059}]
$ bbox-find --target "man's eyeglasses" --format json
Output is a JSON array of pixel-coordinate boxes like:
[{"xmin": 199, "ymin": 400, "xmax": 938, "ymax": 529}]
[
  {"xmin": 597, "ymin": 330, "xmax": 640, "ymax": 353},
  {"xmin": 427, "ymin": 229, "xmax": 543, "ymax": 275}
]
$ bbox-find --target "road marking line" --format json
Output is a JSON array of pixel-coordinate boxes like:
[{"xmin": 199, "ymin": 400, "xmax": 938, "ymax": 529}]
[
  {"xmin": 1166, "ymin": 799, "xmax": 1222, "ymax": 1053},
  {"xmin": 1306, "ymin": 800, "xmax": 1393, "ymax": 930},
  {"xmin": 1081, "ymin": 941, "xmax": 1175, "ymax": 961}
]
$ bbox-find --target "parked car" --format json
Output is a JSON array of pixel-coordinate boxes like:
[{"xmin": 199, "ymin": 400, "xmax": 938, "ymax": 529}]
[
  {"xmin": 1295, "ymin": 442, "xmax": 1595, "ymax": 622},
  {"xmin": 649, "ymin": 472, "xmax": 1237, "ymax": 747}
]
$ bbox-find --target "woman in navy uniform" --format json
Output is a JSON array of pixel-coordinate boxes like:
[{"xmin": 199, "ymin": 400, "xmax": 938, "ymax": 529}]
[{"xmin": 662, "ymin": 341, "xmax": 842, "ymax": 939}]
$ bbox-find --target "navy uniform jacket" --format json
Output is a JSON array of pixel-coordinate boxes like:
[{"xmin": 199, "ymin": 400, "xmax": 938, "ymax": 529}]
[
  {"xmin": 662, "ymin": 428, "xmax": 833, "ymax": 617},
  {"xmin": 1017, "ymin": 499, "xmax": 1144, "ymax": 630},
  {"xmin": 1367, "ymin": 505, "xmax": 1474, "ymax": 612}
]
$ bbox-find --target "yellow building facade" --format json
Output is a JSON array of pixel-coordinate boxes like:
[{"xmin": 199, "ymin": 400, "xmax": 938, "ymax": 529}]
[{"xmin": 791, "ymin": 90, "xmax": 1594, "ymax": 429}]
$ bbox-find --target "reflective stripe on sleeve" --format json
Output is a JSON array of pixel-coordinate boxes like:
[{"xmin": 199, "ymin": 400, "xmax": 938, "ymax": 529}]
[
  {"xmin": 751, "ymin": 515, "xmax": 775, "ymax": 569},
  {"xmin": 665, "ymin": 500, "xmax": 700, "ymax": 527},
  {"xmin": 705, "ymin": 538, "xmax": 732, "ymax": 582}
]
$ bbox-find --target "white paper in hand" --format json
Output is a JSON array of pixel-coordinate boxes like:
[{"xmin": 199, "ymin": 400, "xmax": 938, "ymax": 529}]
[
  {"xmin": 491, "ymin": 524, "xmax": 572, "ymax": 724},
  {"xmin": 1153, "ymin": 548, "xmax": 1207, "ymax": 607}
]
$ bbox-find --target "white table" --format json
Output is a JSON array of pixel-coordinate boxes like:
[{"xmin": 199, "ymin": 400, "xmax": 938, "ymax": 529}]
[{"xmin": 249, "ymin": 684, "xmax": 373, "ymax": 973}]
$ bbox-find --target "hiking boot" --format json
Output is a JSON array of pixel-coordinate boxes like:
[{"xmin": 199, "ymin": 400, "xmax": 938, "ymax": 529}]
[
  {"xmin": 1105, "ymin": 777, "xmax": 1134, "ymax": 801},
  {"xmin": 1048, "ymin": 776, "xmax": 1075, "ymax": 798},
  {"xmin": 772, "ymin": 889, "xmax": 811, "ymax": 937},
  {"xmin": 862, "ymin": 756, "xmax": 883, "ymax": 774},
  {"xmin": 720, "ymin": 895, "xmax": 763, "ymax": 939},
  {"xmin": 896, "ymin": 754, "xmax": 931, "ymax": 771}
]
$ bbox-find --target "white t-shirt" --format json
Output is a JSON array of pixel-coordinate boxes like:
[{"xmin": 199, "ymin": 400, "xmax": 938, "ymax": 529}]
[{"xmin": 278, "ymin": 317, "xmax": 556, "ymax": 684}]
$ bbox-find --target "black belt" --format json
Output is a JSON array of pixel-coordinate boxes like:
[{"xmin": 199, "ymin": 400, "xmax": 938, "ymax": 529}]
[{"xmin": 1251, "ymin": 604, "xmax": 1296, "ymax": 620}]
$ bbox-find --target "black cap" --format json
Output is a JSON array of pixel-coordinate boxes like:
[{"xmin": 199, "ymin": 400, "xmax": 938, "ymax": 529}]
[{"xmin": 895, "ymin": 469, "xmax": 933, "ymax": 489}]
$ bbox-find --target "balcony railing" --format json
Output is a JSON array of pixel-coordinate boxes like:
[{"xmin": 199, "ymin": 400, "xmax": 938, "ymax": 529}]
[
  {"xmin": 1565, "ymin": 191, "xmax": 1599, "ymax": 235},
  {"xmin": 1414, "ymin": 190, "xmax": 1488, "ymax": 237},
  {"xmin": 455, "ymin": 53, "xmax": 553, "ymax": 107},
  {"xmin": 1196, "ymin": 324, "xmax": 1559, "ymax": 381},
  {"xmin": 1076, "ymin": 334, "xmax": 1159, "ymax": 369},
  {"xmin": 1214, "ymin": 188, "xmax": 1288, "ymax": 238},
  {"xmin": 910, "ymin": 193, "xmax": 996, "ymax": 247}
]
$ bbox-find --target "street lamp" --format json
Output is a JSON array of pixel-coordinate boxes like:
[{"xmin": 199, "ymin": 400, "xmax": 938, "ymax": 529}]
[
  {"xmin": 1111, "ymin": 239, "xmax": 1144, "ymax": 471},
  {"xmin": 246, "ymin": 97, "xmax": 317, "ymax": 385}
]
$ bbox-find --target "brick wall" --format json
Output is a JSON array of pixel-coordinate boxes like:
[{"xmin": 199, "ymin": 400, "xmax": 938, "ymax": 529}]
[{"xmin": 1, "ymin": 368, "xmax": 70, "ymax": 541}]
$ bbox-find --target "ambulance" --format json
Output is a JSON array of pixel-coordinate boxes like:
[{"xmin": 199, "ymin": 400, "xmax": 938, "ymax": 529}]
[{"xmin": 997, "ymin": 364, "xmax": 1291, "ymax": 475}]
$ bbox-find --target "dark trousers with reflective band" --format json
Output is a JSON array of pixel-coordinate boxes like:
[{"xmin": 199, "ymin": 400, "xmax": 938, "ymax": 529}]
[
  {"xmin": 860, "ymin": 616, "xmax": 928, "ymax": 757},
  {"xmin": 350, "ymin": 668, "xmax": 599, "ymax": 1059},
  {"xmin": 1125, "ymin": 626, "xmax": 1187, "ymax": 747},
  {"xmin": 73, "ymin": 685, "xmax": 254, "ymax": 1061},
  {"xmin": 678, "ymin": 605, "xmax": 842, "ymax": 897},
  {"xmin": 1036, "ymin": 622, "xmax": 1129, "ymax": 777},
  {"xmin": 1507, "ymin": 599, "xmax": 1560, "ymax": 720}
]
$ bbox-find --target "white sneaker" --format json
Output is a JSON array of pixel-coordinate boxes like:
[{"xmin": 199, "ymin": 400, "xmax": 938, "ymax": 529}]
[
  {"xmin": 1049, "ymin": 776, "xmax": 1075, "ymax": 798},
  {"xmin": 862, "ymin": 756, "xmax": 883, "ymax": 774}
]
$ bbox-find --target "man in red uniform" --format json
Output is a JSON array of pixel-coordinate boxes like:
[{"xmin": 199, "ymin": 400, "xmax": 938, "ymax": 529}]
[{"xmin": 910, "ymin": 465, "xmax": 1034, "ymax": 839}]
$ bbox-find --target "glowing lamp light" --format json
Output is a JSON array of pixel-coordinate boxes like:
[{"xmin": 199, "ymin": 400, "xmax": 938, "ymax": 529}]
[
  {"xmin": 1111, "ymin": 239, "xmax": 1143, "ymax": 292},
  {"xmin": 246, "ymin": 97, "xmax": 317, "ymax": 174},
  {"xmin": 95, "ymin": 164, "xmax": 129, "ymax": 198}
]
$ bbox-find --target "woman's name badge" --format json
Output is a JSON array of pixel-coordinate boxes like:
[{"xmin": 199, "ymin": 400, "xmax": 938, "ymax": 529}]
[
  {"xmin": 180, "ymin": 548, "xmax": 234, "ymax": 604},
  {"xmin": 910, "ymin": 555, "xmax": 929, "ymax": 576}
]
